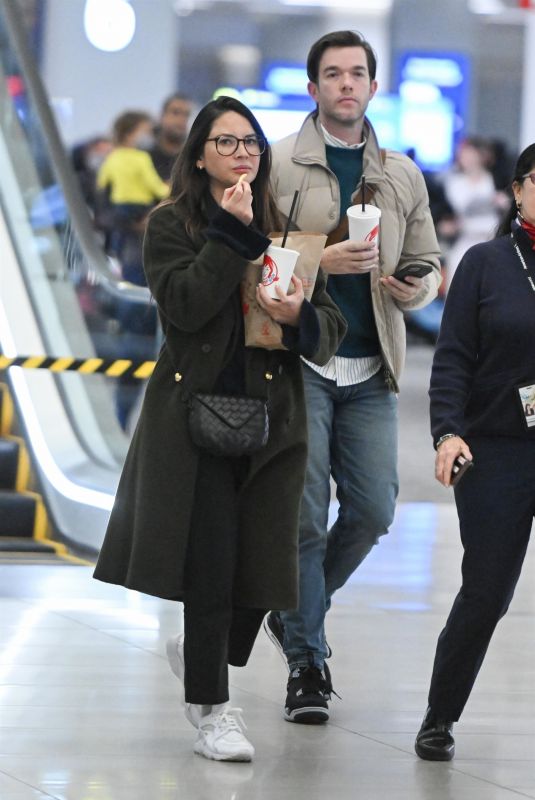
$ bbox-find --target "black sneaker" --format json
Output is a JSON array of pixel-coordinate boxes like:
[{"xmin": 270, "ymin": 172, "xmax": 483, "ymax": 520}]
[
  {"xmin": 263, "ymin": 612, "xmax": 288, "ymax": 670},
  {"xmin": 263, "ymin": 611, "xmax": 333, "ymax": 672},
  {"xmin": 284, "ymin": 663, "xmax": 333, "ymax": 724}
]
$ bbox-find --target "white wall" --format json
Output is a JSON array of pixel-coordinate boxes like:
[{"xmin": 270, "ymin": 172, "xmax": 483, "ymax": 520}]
[
  {"xmin": 41, "ymin": 0, "xmax": 179, "ymax": 145},
  {"xmin": 520, "ymin": 11, "xmax": 535, "ymax": 150},
  {"xmin": 325, "ymin": 10, "xmax": 390, "ymax": 92}
]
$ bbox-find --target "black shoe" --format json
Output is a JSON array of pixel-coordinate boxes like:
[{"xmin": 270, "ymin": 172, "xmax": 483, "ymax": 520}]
[
  {"xmin": 284, "ymin": 663, "xmax": 333, "ymax": 724},
  {"xmin": 263, "ymin": 612, "xmax": 288, "ymax": 670},
  {"xmin": 263, "ymin": 611, "xmax": 333, "ymax": 672},
  {"xmin": 415, "ymin": 707, "xmax": 455, "ymax": 761}
]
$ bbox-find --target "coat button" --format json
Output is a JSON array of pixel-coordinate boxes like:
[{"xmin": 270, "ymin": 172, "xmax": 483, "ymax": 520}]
[
  {"xmin": 265, "ymin": 372, "xmax": 273, "ymax": 381},
  {"xmin": 174, "ymin": 372, "xmax": 182, "ymax": 382},
  {"xmin": 201, "ymin": 344, "xmax": 212, "ymax": 354}
]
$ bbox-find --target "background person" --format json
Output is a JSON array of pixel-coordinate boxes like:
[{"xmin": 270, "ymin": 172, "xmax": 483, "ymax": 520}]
[
  {"xmin": 265, "ymin": 29, "xmax": 441, "ymax": 725},
  {"xmin": 93, "ymin": 96, "xmax": 346, "ymax": 762},
  {"xmin": 415, "ymin": 143, "xmax": 535, "ymax": 762},
  {"xmin": 149, "ymin": 92, "xmax": 193, "ymax": 181},
  {"xmin": 441, "ymin": 135, "xmax": 503, "ymax": 288},
  {"xmin": 97, "ymin": 110, "xmax": 170, "ymax": 430},
  {"xmin": 97, "ymin": 110, "xmax": 169, "ymax": 283},
  {"xmin": 71, "ymin": 135, "xmax": 113, "ymax": 226}
]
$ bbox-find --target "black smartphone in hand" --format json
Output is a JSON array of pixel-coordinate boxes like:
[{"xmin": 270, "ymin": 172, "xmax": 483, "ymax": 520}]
[
  {"xmin": 394, "ymin": 264, "xmax": 433, "ymax": 283},
  {"xmin": 451, "ymin": 455, "xmax": 474, "ymax": 486}
]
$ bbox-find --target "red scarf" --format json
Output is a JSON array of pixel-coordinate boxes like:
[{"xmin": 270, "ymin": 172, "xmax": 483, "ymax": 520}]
[{"xmin": 520, "ymin": 217, "xmax": 535, "ymax": 249}]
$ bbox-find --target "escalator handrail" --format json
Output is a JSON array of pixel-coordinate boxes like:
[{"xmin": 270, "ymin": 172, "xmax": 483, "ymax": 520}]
[{"xmin": 0, "ymin": 0, "xmax": 150, "ymax": 306}]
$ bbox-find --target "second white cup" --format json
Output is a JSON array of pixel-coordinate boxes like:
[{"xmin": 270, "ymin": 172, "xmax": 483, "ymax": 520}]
[
  {"xmin": 346, "ymin": 204, "xmax": 381, "ymax": 245},
  {"xmin": 261, "ymin": 245, "xmax": 299, "ymax": 299}
]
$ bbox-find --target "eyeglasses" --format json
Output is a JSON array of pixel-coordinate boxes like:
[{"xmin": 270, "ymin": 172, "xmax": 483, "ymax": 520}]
[
  {"xmin": 522, "ymin": 172, "xmax": 535, "ymax": 186},
  {"xmin": 205, "ymin": 134, "xmax": 266, "ymax": 156}
]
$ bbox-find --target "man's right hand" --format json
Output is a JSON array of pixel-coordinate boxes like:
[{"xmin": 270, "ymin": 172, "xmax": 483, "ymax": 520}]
[{"xmin": 320, "ymin": 240, "xmax": 379, "ymax": 275}]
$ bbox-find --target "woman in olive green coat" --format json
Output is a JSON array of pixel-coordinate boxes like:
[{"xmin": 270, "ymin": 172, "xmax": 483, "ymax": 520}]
[{"xmin": 94, "ymin": 97, "xmax": 346, "ymax": 762}]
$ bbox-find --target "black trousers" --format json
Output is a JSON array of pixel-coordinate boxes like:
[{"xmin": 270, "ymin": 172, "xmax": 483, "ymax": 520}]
[
  {"xmin": 428, "ymin": 437, "xmax": 535, "ymax": 720},
  {"xmin": 182, "ymin": 450, "xmax": 266, "ymax": 705}
]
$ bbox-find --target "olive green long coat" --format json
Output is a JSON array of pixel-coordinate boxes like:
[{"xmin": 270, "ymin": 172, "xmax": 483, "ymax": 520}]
[{"xmin": 93, "ymin": 203, "xmax": 346, "ymax": 609}]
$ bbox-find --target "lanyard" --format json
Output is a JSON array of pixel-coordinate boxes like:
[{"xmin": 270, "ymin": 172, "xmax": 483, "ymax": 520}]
[{"xmin": 511, "ymin": 233, "xmax": 535, "ymax": 293}]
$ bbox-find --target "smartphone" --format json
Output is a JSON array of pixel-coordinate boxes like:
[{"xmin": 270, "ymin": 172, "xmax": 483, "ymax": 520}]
[
  {"xmin": 394, "ymin": 264, "xmax": 433, "ymax": 283},
  {"xmin": 450, "ymin": 456, "xmax": 474, "ymax": 486}
]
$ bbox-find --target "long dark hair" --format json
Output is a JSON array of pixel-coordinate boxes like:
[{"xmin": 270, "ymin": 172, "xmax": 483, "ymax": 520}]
[
  {"xmin": 168, "ymin": 96, "xmax": 281, "ymax": 237},
  {"xmin": 495, "ymin": 143, "xmax": 535, "ymax": 237}
]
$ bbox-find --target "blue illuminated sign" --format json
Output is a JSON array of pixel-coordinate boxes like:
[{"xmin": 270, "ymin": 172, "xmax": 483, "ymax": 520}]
[
  {"xmin": 263, "ymin": 62, "xmax": 310, "ymax": 97},
  {"xmin": 264, "ymin": 64, "xmax": 310, "ymax": 97},
  {"xmin": 367, "ymin": 94, "xmax": 455, "ymax": 171},
  {"xmin": 396, "ymin": 50, "xmax": 470, "ymax": 144}
]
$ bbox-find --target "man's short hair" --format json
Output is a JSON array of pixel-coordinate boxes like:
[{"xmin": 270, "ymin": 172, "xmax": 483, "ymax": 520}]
[
  {"xmin": 161, "ymin": 92, "xmax": 192, "ymax": 115},
  {"xmin": 307, "ymin": 30, "xmax": 377, "ymax": 83}
]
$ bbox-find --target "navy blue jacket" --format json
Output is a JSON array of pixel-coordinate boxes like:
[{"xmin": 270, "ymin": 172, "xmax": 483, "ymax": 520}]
[{"xmin": 430, "ymin": 225, "xmax": 535, "ymax": 445}]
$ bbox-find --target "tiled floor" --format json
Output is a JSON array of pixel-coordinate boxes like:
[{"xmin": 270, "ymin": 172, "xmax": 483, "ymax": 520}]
[
  {"xmin": 0, "ymin": 345, "xmax": 533, "ymax": 799},
  {"xmin": 0, "ymin": 502, "xmax": 534, "ymax": 800}
]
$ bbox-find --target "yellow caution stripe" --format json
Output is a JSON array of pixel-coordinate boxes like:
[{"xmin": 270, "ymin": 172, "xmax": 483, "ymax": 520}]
[
  {"xmin": 0, "ymin": 355, "xmax": 156, "ymax": 380},
  {"xmin": 5, "ymin": 435, "xmax": 31, "ymax": 492},
  {"xmin": 23, "ymin": 490, "xmax": 95, "ymax": 565},
  {"xmin": 0, "ymin": 382, "xmax": 14, "ymax": 435}
]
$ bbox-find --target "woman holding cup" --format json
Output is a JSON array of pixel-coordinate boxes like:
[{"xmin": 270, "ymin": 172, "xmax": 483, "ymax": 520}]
[{"xmin": 93, "ymin": 96, "xmax": 346, "ymax": 762}]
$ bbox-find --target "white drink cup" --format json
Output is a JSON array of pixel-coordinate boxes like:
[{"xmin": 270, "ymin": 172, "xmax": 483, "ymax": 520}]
[
  {"xmin": 261, "ymin": 245, "xmax": 299, "ymax": 299},
  {"xmin": 346, "ymin": 204, "xmax": 381, "ymax": 245}
]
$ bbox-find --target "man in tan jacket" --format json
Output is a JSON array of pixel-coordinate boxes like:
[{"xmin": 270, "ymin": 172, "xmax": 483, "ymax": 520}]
[{"xmin": 264, "ymin": 30, "xmax": 442, "ymax": 724}]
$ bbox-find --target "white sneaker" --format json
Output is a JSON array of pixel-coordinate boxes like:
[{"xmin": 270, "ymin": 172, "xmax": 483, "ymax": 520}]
[
  {"xmin": 194, "ymin": 706, "xmax": 255, "ymax": 762},
  {"xmin": 166, "ymin": 634, "xmax": 209, "ymax": 728}
]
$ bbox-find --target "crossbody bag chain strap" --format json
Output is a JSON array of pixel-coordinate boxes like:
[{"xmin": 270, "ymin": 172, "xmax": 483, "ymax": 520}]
[{"xmin": 511, "ymin": 233, "xmax": 535, "ymax": 293}]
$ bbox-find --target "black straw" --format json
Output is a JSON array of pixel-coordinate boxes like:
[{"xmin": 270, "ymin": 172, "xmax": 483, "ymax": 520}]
[
  {"xmin": 361, "ymin": 175, "xmax": 366, "ymax": 212},
  {"xmin": 281, "ymin": 190, "xmax": 299, "ymax": 248}
]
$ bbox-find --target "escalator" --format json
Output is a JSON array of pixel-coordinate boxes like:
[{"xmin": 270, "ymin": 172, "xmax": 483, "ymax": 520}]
[
  {"xmin": 0, "ymin": 379, "xmax": 78, "ymax": 562},
  {"xmin": 0, "ymin": 380, "xmax": 49, "ymax": 553},
  {"xmin": 0, "ymin": 0, "xmax": 154, "ymax": 557}
]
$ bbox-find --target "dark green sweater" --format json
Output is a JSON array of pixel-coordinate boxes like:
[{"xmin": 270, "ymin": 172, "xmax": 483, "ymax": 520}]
[{"xmin": 325, "ymin": 145, "xmax": 380, "ymax": 358}]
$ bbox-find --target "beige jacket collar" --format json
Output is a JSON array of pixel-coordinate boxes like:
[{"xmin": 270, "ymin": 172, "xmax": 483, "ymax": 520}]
[{"xmin": 291, "ymin": 113, "xmax": 385, "ymax": 185}]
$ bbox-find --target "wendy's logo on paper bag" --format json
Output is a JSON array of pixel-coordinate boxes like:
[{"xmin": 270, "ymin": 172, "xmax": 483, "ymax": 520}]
[
  {"xmin": 365, "ymin": 224, "xmax": 379, "ymax": 243},
  {"xmin": 262, "ymin": 253, "xmax": 279, "ymax": 287}
]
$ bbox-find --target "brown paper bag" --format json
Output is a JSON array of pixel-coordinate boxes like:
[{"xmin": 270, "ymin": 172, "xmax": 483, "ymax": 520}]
[{"xmin": 242, "ymin": 232, "xmax": 327, "ymax": 350}]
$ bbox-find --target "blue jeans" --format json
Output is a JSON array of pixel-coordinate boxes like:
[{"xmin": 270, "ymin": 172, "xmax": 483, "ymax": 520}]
[{"xmin": 280, "ymin": 365, "xmax": 398, "ymax": 670}]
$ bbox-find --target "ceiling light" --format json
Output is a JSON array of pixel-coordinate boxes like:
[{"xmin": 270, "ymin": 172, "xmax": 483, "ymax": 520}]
[
  {"xmin": 468, "ymin": 0, "xmax": 505, "ymax": 13},
  {"xmin": 280, "ymin": 0, "xmax": 391, "ymax": 9},
  {"xmin": 84, "ymin": 0, "xmax": 136, "ymax": 53}
]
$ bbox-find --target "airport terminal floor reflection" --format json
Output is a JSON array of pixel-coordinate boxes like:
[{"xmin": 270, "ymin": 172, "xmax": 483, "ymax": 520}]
[{"xmin": 0, "ymin": 498, "xmax": 533, "ymax": 800}]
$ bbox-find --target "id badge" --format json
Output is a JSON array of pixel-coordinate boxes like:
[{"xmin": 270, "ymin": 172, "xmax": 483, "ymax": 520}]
[{"xmin": 515, "ymin": 382, "xmax": 535, "ymax": 429}]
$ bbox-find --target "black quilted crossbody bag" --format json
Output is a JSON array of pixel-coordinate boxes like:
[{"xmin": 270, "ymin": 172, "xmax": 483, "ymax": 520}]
[{"xmin": 188, "ymin": 392, "xmax": 269, "ymax": 457}]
